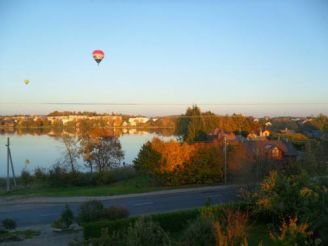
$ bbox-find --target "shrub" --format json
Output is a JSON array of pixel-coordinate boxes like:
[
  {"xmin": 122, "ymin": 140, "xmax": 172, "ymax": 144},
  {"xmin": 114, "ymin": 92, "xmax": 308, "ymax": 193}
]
[
  {"xmin": 83, "ymin": 209, "xmax": 199, "ymax": 239},
  {"xmin": 77, "ymin": 200, "xmax": 104, "ymax": 224},
  {"xmin": 52, "ymin": 204, "xmax": 74, "ymax": 229},
  {"xmin": 181, "ymin": 217, "xmax": 216, "ymax": 246},
  {"xmin": 200, "ymin": 205, "xmax": 225, "ymax": 220},
  {"xmin": 84, "ymin": 217, "xmax": 138, "ymax": 240},
  {"xmin": 52, "ymin": 219, "xmax": 65, "ymax": 229},
  {"xmin": 47, "ymin": 165, "xmax": 68, "ymax": 187},
  {"xmin": 109, "ymin": 167, "xmax": 137, "ymax": 182},
  {"xmin": 61, "ymin": 204, "xmax": 74, "ymax": 229},
  {"xmin": 65, "ymin": 172, "xmax": 92, "ymax": 186},
  {"xmin": 96, "ymin": 171, "xmax": 115, "ymax": 185},
  {"xmin": 126, "ymin": 217, "xmax": 171, "ymax": 246},
  {"xmin": 253, "ymin": 170, "xmax": 328, "ymax": 244},
  {"xmin": 217, "ymin": 209, "xmax": 249, "ymax": 246},
  {"xmin": 102, "ymin": 206, "xmax": 129, "ymax": 221},
  {"xmin": 34, "ymin": 167, "xmax": 47, "ymax": 182},
  {"xmin": 87, "ymin": 228, "xmax": 126, "ymax": 246},
  {"xmin": 151, "ymin": 209, "xmax": 199, "ymax": 234},
  {"xmin": 2, "ymin": 218, "xmax": 16, "ymax": 230},
  {"xmin": 270, "ymin": 217, "xmax": 314, "ymax": 246},
  {"xmin": 20, "ymin": 170, "xmax": 33, "ymax": 186}
]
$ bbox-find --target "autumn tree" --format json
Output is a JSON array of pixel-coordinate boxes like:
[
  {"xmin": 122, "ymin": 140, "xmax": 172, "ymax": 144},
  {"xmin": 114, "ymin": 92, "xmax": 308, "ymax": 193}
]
[
  {"xmin": 150, "ymin": 138, "xmax": 196, "ymax": 172},
  {"xmin": 91, "ymin": 136, "xmax": 124, "ymax": 173},
  {"xmin": 177, "ymin": 143, "xmax": 224, "ymax": 184},
  {"xmin": 134, "ymin": 138, "xmax": 224, "ymax": 185}
]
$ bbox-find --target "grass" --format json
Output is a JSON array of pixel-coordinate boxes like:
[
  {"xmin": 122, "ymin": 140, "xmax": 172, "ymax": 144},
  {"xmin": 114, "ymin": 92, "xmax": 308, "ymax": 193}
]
[
  {"xmin": 0, "ymin": 176, "xmax": 168, "ymax": 197},
  {"xmin": 0, "ymin": 175, "xmax": 221, "ymax": 197},
  {"xmin": 0, "ymin": 229, "xmax": 40, "ymax": 243}
]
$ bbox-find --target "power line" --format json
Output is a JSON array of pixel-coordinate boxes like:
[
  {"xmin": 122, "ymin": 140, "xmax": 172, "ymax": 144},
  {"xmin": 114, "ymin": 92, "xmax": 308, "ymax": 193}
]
[{"xmin": 1, "ymin": 102, "xmax": 328, "ymax": 106}]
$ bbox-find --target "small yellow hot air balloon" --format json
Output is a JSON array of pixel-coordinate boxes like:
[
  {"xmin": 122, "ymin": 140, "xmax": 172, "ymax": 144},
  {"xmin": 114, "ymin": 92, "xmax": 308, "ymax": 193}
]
[
  {"xmin": 24, "ymin": 159, "xmax": 30, "ymax": 167},
  {"xmin": 24, "ymin": 80, "xmax": 30, "ymax": 85}
]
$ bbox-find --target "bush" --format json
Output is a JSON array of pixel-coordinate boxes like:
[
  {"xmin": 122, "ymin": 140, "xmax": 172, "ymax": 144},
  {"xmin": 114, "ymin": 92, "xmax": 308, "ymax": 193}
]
[
  {"xmin": 150, "ymin": 209, "xmax": 199, "ymax": 234},
  {"xmin": 126, "ymin": 217, "xmax": 171, "ymax": 246},
  {"xmin": 87, "ymin": 228, "xmax": 126, "ymax": 246},
  {"xmin": 83, "ymin": 209, "xmax": 199, "ymax": 239},
  {"xmin": 2, "ymin": 218, "xmax": 16, "ymax": 230},
  {"xmin": 20, "ymin": 170, "xmax": 33, "ymax": 186},
  {"xmin": 61, "ymin": 204, "xmax": 74, "ymax": 228},
  {"xmin": 109, "ymin": 167, "xmax": 137, "ymax": 182},
  {"xmin": 254, "ymin": 170, "xmax": 328, "ymax": 244},
  {"xmin": 270, "ymin": 217, "xmax": 314, "ymax": 246},
  {"xmin": 84, "ymin": 217, "xmax": 138, "ymax": 240},
  {"xmin": 181, "ymin": 217, "xmax": 216, "ymax": 246},
  {"xmin": 47, "ymin": 165, "xmax": 68, "ymax": 186},
  {"xmin": 52, "ymin": 219, "xmax": 65, "ymax": 229},
  {"xmin": 212, "ymin": 209, "xmax": 249, "ymax": 246},
  {"xmin": 102, "ymin": 206, "xmax": 129, "ymax": 221},
  {"xmin": 34, "ymin": 167, "xmax": 47, "ymax": 183},
  {"xmin": 96, "ymin": 171, "xmax": 115, "ymax": 185},
  {"xmin": 77, "ymin": 200, "xmax": 104, "ymax": 224},
  {"xmin": 52, "ymin": 204, "xmax": 74, "ymax": 229}
]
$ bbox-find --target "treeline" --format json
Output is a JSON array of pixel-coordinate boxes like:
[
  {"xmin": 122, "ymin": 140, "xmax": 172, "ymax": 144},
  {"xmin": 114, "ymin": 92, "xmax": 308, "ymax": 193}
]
[
  {"xmin": 47, "ymin": 111, "xmax": 135, "ymax": 117},
  {"xmin": 176, "ymin": 106, "xmax": 261, "ymax": 142},
  {"xmin": 14, "ymin": 118, "xmax": 120, "ymax": 132},
  {"xmin": 175, "ymin": 106, "xmax": 328, "ymax": 143},
  {"xmin": 268, "ymin": 114, "xmax": 328, "ymax": 133}
]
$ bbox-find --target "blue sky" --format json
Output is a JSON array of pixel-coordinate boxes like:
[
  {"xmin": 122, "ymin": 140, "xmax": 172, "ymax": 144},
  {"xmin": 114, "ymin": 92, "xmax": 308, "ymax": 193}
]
[{"xmin": 0, "ymin": 0, "xmax": 327, "ymax": 116}]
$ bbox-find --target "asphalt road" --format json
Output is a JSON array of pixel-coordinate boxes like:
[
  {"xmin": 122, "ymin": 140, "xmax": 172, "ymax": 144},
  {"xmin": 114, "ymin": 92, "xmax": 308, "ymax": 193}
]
[{"xmin": 0, "ymin": 185, "xmax": 240, "ymax": 227}]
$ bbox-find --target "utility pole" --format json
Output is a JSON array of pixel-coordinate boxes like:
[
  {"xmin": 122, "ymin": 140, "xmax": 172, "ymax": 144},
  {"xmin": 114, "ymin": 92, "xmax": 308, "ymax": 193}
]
[
  {"xmin": 6, "ymin": 138, "xmax": 9, "ymax": 192},
  {"xmin": 224, "ymin": 136, "xmax": 227, "ymax": 184},
  {"xmin": 6, "ymin": 137, "xmax": 16, "ymax": 192}
]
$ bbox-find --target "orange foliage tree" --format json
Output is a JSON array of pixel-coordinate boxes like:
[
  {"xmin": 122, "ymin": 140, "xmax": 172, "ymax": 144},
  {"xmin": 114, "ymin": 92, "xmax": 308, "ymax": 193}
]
[
  {"xmin": 150, "ymin": 138, "xmax": 197, "ymax": 172},
  {"xmin": 134, "ymin": 138, "xmax": 225, "ymax": 185}
]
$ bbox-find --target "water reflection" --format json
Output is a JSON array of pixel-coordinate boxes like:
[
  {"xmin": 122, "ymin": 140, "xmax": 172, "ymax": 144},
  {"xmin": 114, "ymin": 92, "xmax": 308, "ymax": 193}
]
[
  {"xmin": 0, "ymin": 127, "xmax": 175, "ymax": 137},
  {"xmin": 0, "ymin": 128, "xmax": 176, "ymax": 177}
]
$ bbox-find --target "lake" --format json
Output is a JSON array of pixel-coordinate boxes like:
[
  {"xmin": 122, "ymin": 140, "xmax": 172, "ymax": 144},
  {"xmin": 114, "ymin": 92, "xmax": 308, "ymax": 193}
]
[{"xmin": 0, "ymin": 130, "xmax": 176, "ymax": 177}]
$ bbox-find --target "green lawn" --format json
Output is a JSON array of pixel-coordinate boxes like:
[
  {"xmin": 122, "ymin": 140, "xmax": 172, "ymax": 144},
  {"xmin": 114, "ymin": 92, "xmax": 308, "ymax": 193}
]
[{"xmin": 0, "ymin": 176, "xmax": 166, "ymax": 197}]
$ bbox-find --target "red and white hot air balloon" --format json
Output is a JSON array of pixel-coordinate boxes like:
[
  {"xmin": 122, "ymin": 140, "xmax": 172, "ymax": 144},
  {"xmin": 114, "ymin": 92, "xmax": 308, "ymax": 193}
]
[{"xmin": 92, "ymin": 50, "xmax": 105, "ymax": 65}]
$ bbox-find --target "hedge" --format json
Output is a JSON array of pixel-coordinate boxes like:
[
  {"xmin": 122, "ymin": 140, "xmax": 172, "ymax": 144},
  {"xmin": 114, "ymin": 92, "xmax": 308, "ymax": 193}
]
[
  {"xmin": 83, "ymin": 209, "xmax": 200, "ymax": 240},
  {"xmin": 83, "ymin": 202, "xmax": 248, "ymax": 240}
]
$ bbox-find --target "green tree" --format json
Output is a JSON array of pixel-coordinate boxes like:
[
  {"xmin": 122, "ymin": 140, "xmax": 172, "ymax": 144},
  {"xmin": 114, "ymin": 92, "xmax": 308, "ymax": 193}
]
[
  {"xmin": 133, "ymin": 142, "xmax": 161, "ymax": 175},
  {"xmin": 176, "ymin": 105, "xmax": 218, "ymax": 143},
  {"xmin": 91, "ymin": 136, "xmax": 124, "ymax": 173}
]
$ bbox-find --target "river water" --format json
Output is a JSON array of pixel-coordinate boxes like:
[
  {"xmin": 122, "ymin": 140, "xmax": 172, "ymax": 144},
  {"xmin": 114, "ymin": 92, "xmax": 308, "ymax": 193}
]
[{"xmin": 0, "ymin": 130, "xmax": 176, "ymax": 177}]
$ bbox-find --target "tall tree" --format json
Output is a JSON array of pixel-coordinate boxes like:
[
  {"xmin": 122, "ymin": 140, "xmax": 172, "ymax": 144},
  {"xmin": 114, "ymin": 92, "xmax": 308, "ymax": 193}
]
[
  {"xmin": 91, "ymin": 136, "xmax": 124, "ymax": 172},
  {"xmin": 79, "ymin": 134, "xmax": 96, "ymax": 173},
  {"xmin": 62, "ymin": 134, "xmax": 80, "ymax": 172},
  {"xmin": 176, "ymin": 105, "xmax": 218, "ymax": 142}
]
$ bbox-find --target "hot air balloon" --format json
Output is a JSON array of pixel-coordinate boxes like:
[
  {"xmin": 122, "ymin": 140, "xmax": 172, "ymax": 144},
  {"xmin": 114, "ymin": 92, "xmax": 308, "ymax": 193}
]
[
  {"xmin": 24, "ymin": 159, "xmax": 30, "ymax": 167},
  {"xmin": 24, "ymin": 80, "xmax": 30, "ymax": 85},
  {"xmin": 92, "ymin": 50, "xmax": 105, "ymax": 65}
]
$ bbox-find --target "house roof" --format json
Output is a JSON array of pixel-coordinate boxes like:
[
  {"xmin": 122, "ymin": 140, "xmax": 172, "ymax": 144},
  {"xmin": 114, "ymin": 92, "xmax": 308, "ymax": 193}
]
[{"xmin": 244, "ymin": 140, "xmax": 298, "ymax": 157}]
